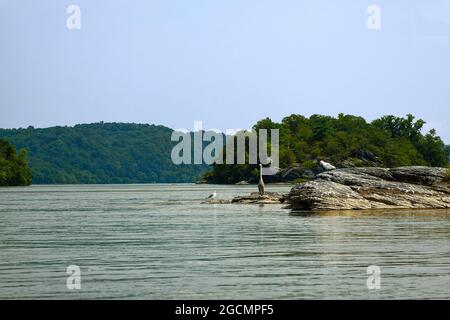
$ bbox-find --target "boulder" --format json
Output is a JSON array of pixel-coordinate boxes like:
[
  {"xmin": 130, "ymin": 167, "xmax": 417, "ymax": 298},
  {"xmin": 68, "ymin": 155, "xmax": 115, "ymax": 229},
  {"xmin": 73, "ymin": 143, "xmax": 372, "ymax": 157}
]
[
  {"xmin": 288, "ymin": 166, "xmax": 450, "ymax": 211},
  {"xmin": 272, "ymin": 164, "xmax": 317, "ymax": 181}
]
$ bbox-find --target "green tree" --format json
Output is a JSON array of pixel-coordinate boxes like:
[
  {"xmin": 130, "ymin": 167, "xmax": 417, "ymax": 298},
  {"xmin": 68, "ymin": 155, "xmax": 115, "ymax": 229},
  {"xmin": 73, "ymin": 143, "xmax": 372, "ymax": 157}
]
[
  {"xmin": 0, "ymin": 138, "xmax": 32, "ymax": 186},
  {"xmin": 204, "ymin": 114, "xmax": 450, "ymax": 183}
]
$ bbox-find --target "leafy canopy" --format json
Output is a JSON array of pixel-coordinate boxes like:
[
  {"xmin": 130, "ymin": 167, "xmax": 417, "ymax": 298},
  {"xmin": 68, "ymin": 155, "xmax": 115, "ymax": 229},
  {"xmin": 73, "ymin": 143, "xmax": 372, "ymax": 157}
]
[
  {"xmin": 0, "ymin": 123, "xmax": 208, "ymax": 184},
  {"xmin": 0, "ymin": 138, "xmax": 32, "ymax": 186},
  {"xmin": 205, "ymin": 113, "xmax": 450, "ymax": 184}
]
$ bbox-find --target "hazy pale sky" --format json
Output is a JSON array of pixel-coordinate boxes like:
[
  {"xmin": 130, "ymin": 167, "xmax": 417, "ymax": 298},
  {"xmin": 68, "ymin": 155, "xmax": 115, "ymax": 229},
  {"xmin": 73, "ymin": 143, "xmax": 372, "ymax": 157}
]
[{"xmin": 0, "ymin": 0, "xmax": 449, "ymax": 142}]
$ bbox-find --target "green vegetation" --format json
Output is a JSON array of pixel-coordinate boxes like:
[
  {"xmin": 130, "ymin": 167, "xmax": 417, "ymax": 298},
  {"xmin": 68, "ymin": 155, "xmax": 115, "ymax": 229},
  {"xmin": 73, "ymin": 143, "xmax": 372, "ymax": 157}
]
[
  {"xmin": 205, "ymin": 114, "xmax": 450, "ymax": 184},
  {"xmin": 1, "ymin": 115, "xmax": 448, "ymax": 185},
  {"xmin": 0, "ymin": 123, "xmax": 208, "ymax": 184},
  {"xmin": 0, "ymin": 138, "xmax": 32, "ymax": 186}
]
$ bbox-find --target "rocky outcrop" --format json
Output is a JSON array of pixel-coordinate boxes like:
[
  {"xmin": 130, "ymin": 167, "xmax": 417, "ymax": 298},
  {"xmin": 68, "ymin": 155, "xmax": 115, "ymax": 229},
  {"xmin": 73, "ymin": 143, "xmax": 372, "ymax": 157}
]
[
  {"xmin": 264, "ymin": 152, "xmax": 383, "ymax": 183},
  {"xmin": 231, "ymin": 192, "xmax": 287, "ymax": 204},
  {"xmin": 288, "ymin": 166, "xmax": 450, "ymax": 211},
  {"xmin": 203, "ymin": 192, "xmax": 286, "ymax": 205},
  {"xmin": 275, "ymin": 165, "xmax": 317, "ymax": 181}
]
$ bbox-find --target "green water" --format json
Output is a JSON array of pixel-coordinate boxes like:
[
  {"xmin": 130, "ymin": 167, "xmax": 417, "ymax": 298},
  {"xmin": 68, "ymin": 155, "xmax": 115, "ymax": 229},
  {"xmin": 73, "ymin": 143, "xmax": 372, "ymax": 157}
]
[{"xmin": 0, "ymin": 184, "xmax": 449, "ymax": 299}]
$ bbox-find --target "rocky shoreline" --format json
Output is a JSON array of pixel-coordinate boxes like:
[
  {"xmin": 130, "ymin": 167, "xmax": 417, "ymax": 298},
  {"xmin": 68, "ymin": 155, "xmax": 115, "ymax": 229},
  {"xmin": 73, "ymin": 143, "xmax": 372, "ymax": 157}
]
[
  {"xmin": 203, "ymin": 166, "xmax": 450, "ymax": 211},
  {"xmin": 287, "ymin": 166, "xmax": 450, "ymax": 211},
  {"xmin": 203, "ymin": 192, "xmax": 286, "ymax": 205}
]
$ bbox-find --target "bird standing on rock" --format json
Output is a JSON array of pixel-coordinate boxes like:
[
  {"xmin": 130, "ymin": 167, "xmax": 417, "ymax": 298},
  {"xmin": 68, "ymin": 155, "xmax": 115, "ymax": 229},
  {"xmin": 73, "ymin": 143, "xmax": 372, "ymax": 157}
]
[
  {"xmin": 258, "ymin": 164, "xmax": 265, "ymax": 196},
  {"xmin": 206, "ymin": 190, "xmax": 217, "ymax": 199},
  {"xmin": 319, "ymin": 160, "xmax": 336, "ymax": 171}
]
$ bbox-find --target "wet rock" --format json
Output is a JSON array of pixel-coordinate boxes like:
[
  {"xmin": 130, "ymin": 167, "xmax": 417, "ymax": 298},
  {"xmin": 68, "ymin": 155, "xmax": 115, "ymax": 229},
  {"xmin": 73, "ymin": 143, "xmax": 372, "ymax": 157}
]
[
  {"xmin": 231, "ymin": 192, "xmax": 287, "ymax": 204},
  {"xmin": 202, "ymin": 199, "xmax": 232, "ymax": 204},
  {"xmin": 202, "ymin": 192, "xmax": 287, "ymax": 205}
]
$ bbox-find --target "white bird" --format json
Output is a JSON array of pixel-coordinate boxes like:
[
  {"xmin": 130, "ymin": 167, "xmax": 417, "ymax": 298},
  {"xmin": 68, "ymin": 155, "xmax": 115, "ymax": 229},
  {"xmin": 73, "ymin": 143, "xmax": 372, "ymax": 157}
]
[
  {"xmin": 320, "ymin": 160, "xmax": 336, "ymax": 171},
  {"xmin": 206, "ymin": 190, "xmax": 217, "ymax": 199},
  {"xmin": 258, "ymin": 164, "xmax": 265, "ymax": 196}
]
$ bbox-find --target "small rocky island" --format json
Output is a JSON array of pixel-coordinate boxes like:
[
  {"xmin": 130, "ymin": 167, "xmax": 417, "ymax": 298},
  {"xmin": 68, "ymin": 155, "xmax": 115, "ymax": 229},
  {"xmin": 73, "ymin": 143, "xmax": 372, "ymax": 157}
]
[
  {"xmin": 287, "ymin": 166, "xmax": 450, "ymax": 211},
  {"xmin": 204, "ymin": 192, "xmax": 286, "ymax": 205},
  {"xmin": 204, "ymin": 166, "xmax": 450, "ymax": 211}
]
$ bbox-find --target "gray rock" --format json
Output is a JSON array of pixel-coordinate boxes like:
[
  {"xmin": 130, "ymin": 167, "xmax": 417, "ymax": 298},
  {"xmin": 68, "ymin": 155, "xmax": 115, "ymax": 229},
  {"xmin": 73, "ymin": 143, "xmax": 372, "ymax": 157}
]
[
  {"xmin": 202, "ymin": 199, "xmax": 232, "ymax": 204},
  {"xmin": 351, "ymin": 149, "xmax": 379, "ymax": 162},
  {"xmin": 202, "ymin": 192, "xmax": 287, "ymax": 205},
  {"xmin": 288, "ymin": 166, "xmax": 450, "ymax": 211},
  {"xmin": 388, "ymin": 166, "xmax": 447, "ymax": 186},
  {"xmin": 274, "ymin": 165, "xmax": 317, "ymax": 181},
  {"xmin": 232, "ymin": 192, "xmax": 287, "ymax": 204}
]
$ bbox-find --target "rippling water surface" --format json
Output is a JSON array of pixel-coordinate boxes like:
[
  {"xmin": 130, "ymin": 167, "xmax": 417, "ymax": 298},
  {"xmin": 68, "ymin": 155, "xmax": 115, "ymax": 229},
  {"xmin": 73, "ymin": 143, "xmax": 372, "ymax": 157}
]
[{"xmin": 0, "ymin": 184, "xmax": 449, "ymax": 299}]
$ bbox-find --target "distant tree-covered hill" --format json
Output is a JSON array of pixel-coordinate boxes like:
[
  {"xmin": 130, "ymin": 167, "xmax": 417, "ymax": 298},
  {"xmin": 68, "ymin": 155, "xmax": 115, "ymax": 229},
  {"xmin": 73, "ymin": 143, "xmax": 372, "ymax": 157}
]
[
  {"xmin": 0, "ymin": 138, "xmax": 32, "ymax": 186},
  {"xmin": 0, "ymin": 123, "xmax": 208, "ymax": 184}
]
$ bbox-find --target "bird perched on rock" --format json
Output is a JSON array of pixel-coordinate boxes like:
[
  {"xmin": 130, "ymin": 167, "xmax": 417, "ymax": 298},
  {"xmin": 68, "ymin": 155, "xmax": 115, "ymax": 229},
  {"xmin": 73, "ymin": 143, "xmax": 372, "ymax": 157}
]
[
  {"xmin": 206, "ymin": 190, "xmax": 217, "ymax": 199},
  {"xmin": 319, "ymin": 160, "xmax": 336, "ymax": 171}
]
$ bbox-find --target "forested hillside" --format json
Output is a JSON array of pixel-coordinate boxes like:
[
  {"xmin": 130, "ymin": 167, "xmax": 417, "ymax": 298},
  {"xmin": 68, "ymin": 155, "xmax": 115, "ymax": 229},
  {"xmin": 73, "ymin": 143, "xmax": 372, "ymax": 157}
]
[{"xmin": 0, "ymin": 123, "xmax": 208, "ymax": 184}]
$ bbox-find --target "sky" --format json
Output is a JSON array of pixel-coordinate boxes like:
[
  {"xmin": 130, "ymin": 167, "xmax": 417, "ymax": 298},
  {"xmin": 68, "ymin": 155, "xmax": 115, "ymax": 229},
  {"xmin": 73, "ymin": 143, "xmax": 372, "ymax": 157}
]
[{"xmin": 0, "ymin": 0, "xmax": 449, "ymax": 142}]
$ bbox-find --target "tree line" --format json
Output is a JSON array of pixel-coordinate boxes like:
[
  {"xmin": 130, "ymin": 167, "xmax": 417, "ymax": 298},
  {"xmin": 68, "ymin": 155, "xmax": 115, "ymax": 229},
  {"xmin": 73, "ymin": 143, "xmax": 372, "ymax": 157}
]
[
  {"xmin": 1, "ymin": 115, "xmax": 448, "ymax": 186},
  {"xmin": 204, "ymin": 114, "xmax": 450, "ymax": 184},
  {"xmin": 0, "ymin": 123, "xmax": 208, "ymax": 184}
]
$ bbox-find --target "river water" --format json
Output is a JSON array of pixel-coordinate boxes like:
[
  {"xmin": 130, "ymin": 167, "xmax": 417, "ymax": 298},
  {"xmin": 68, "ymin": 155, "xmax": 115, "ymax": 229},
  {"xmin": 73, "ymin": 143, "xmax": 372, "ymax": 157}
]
[{"xmin": 0, "ymin": 184, "xmax": 449, "ymax": 299}]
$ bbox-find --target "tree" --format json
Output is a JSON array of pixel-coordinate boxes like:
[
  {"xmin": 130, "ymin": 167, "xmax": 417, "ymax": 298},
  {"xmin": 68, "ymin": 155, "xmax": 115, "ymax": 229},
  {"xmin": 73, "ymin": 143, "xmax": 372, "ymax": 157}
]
[
  {"xmin": 0, "ymin": 138, "xmax": 32, "ymax": 186},
  {"xmin": 204, "ymin": 114, "xmax": 450, "ymax": 184}
]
